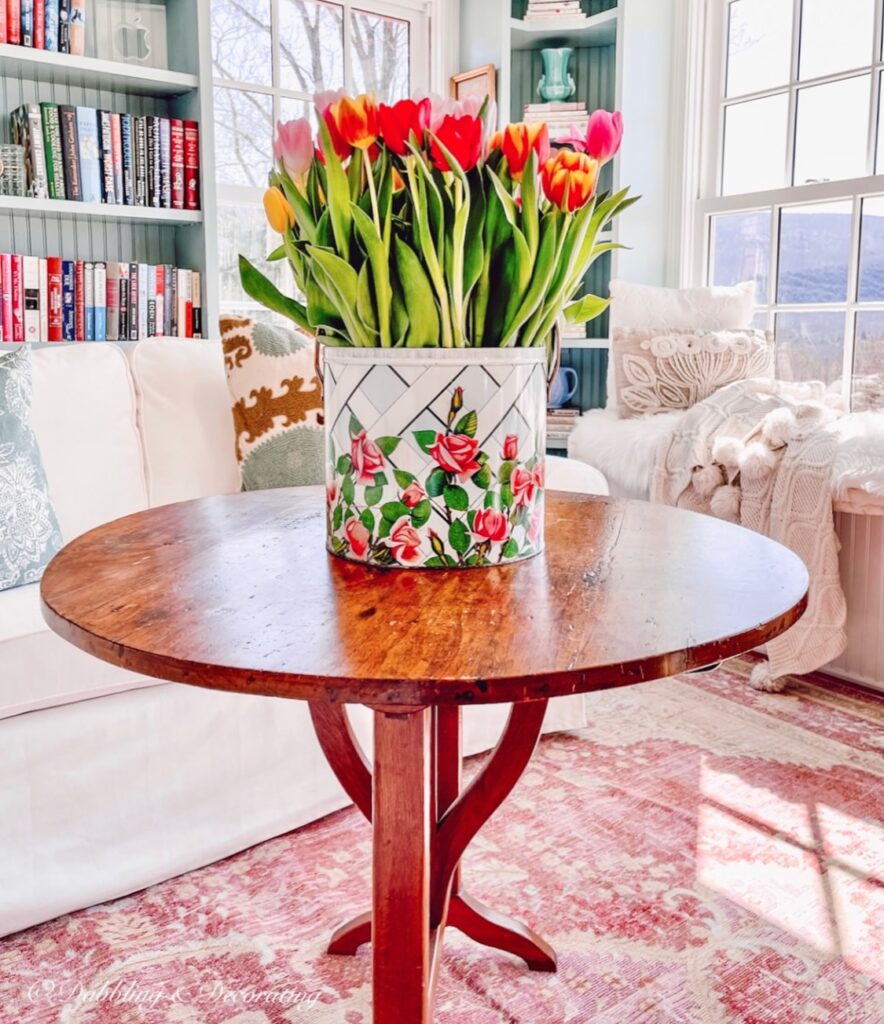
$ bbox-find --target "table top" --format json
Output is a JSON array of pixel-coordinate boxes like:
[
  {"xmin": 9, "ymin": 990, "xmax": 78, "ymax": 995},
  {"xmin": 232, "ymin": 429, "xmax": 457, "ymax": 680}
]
[{"xmin": 40, "ymin": 488, "xmax": 809, "ymax": 707}]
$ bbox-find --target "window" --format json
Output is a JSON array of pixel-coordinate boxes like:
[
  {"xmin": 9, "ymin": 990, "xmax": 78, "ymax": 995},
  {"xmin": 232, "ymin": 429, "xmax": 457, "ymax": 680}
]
[
  {"xmin": 211, "ymin": 0, "xmax": 430, "ymax": 319},
  {"xmin": 695, "ymin": 0, "xmax": 884, "ymax": 410}
]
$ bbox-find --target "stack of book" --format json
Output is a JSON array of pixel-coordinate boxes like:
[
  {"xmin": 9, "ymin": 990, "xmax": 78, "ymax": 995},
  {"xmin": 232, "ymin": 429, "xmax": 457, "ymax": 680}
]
[
  {"xmin": 523, "ymin": 101, "xmax": 588, "ymax": 140},
  {"xmin": 524, "ymin": 0, "xmax": 588, "ymax": 21},
  {"xmin": 546, "ymin": 406, "xmax": 580, "ymax": 445},
  {"xmin": 9, "ymin": 103, "xmax": 201, "ymax": 209},
  {"xmin": 0, "ymin": 253, "xmax": 202, "ymax": 342},
  {"xmin": 562, "ymin": 322, "xmax": 586, "ymax": 343},
  {"xmin": 1, "ymin": 0, "xmax": 87, "ymax": 54}
]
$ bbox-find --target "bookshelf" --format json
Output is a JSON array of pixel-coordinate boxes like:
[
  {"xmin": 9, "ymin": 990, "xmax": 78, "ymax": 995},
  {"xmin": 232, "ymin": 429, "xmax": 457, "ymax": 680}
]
[
  {"xmin": 460, "ymin": 0, "xmax": 620, "ymax": 418},
  {"xmin": 0, "ymin": 0, "xmax": 219, "ymax": 338}
]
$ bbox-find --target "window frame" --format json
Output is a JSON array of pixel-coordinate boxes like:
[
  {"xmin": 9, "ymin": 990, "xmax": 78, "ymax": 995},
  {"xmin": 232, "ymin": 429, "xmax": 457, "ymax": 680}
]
[{"xmin": 692, "ymin": 0, "xmax": 884, "ymax": 399}]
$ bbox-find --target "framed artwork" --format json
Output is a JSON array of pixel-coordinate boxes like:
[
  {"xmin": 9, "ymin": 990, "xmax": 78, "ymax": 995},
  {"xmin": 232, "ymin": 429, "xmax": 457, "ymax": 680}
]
[{"xmin": 450, "ymin": 64, "xmax": 497, "ymax": 106}]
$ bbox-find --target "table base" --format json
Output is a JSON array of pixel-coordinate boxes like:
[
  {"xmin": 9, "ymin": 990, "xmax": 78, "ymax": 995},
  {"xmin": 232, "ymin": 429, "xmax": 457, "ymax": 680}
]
[{"xmin": 310, "ymin": 700, "xmax": 556, "ymax": 1023}]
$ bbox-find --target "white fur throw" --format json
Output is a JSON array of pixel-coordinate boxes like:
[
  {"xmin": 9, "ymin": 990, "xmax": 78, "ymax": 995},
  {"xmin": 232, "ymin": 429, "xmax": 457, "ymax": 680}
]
[{"xmin": 650, "ymin": 378, "xmax": 848, "ymax": 691}]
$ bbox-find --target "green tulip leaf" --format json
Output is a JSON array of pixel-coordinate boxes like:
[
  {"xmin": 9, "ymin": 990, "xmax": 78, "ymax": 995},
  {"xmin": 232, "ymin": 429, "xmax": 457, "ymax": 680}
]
[
  {"xmin": 238, "ymin": 255, "xmax": 312, "ymax": 333},
  {"xmin": 564, "ymin": 293, "xmax": 612, "ymax": 325}
]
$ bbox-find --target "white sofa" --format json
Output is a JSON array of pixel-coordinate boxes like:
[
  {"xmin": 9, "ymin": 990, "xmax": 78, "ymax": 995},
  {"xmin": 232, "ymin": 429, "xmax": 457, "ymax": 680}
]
[{"xmin": 0, "ymin": 338, "xmax": 607, "ymax": 937}]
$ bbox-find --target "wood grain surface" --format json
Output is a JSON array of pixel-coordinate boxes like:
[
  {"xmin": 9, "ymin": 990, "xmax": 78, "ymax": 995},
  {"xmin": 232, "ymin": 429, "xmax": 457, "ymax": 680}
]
[{"xmin": 41, "ymin": 487, "xmax": 809, "ymax": 707}]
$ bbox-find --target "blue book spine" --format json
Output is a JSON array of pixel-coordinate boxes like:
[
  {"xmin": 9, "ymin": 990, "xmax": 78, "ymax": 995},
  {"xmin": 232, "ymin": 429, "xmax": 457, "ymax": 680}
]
[
  {"xmin": 44, "ymin": 0, "xmax": 59, "ymax": 50},
  {"xmin": 94, "ymin": 263, "xmax": 107, "ymax": 340},
  {"xmin": 75, "ymin": 107, "xmax": 102, "ymax": 203},
  {"xmin": 61, "ymin": 261, "xmax": 75, "ymax": 340},
  {"xmin": 21, "ymin": 0, "xmax": 34, "ymax": 46}
]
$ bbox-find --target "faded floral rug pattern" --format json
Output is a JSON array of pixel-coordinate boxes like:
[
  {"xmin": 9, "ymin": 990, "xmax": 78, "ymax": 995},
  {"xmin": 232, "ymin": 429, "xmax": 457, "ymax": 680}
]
[{"xmin": 1, "ymin": 656, "xmax": 882, "ymax": 1023}]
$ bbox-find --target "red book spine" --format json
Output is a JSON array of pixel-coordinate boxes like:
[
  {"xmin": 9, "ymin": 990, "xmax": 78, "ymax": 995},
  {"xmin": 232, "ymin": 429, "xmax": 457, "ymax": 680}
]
[
  {"xmin": 10, "ymin": 256, "xmax": 24, "ymax": 343},
  {"xmin": 34, "ymin": 0, "xmax": 44, "ymax": 47},
  {"xmin": 170, "ymin": 119, "xmax": 184, "ymax": 210},
  {"xmin": 183, "ymin": 120, "xmax": 200, "ymax": 211},
  {"xmin": 6, "ymin": 0, "xmax": 20, "ymax": 44},
  {"xmin": 74, "ymin": 259, "xmax": 85, "ymax": 341},
  {"xmin": 154, "ymin": 263, "xmax": 164, "ymax": 336},
  {"xmin": 0, "ymin": 0, "xmax": 7, "ymax": 44},
  {"xmin": 46, "ymin": 256, "xmax": 63, "ymax": 341},
  {"xmin": 0, "ymin": 254, "xmax": 11, "ymax": 342}
]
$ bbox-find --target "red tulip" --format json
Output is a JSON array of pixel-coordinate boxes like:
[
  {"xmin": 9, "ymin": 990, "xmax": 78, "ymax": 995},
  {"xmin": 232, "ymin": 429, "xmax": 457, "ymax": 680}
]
[
  {"xmin": 491, "ymin": 122, "xmax": 550, "ymax": 180},
  {"xmin": 541, "ymin": 149, "xmax": 600, "ymax": 212},
  {"xmin": 429, "ymin": 114, "xmax": 483, "ymax": 173},
  {"xmin": 585, "ymin": 110, "xmax": 623, "ymax": 163},
  {"xmin": 329, "ymin": 94, "xmax": 380, "ymax": 151},
  {"xmin": 378, "ymin": 98, "xmax": 431, "ymax": 156},
  {"xmin": 315, "ymin": 89, "xmax": 351, "ymax": 160}
]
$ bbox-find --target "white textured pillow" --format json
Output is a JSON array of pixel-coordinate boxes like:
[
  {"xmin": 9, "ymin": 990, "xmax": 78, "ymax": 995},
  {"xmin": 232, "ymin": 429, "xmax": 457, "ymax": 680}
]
[
  {"xmin": 613, "ymin": 326, "xmax": 774, "ymax": 419},
  {"xmin": 606, "ymin": 280, "xmax": 756, "ymax": 412}
]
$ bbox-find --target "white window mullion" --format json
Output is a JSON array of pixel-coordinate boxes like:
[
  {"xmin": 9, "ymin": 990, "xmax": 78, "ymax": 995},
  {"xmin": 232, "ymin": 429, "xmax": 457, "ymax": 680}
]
[
  {"xmin": 784, "ymin": 0, "xmax": 803, "ymax": 189},
  {"xmin": 270, "ymin": 0, "xmax": 281, "ymax": 129}
]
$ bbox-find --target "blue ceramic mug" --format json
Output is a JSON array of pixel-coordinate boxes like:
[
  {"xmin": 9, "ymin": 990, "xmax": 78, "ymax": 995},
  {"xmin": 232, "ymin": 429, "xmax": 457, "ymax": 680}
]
[{"xmin": 548, "ymin": 367, "xmax": 578, "ymax": 409}]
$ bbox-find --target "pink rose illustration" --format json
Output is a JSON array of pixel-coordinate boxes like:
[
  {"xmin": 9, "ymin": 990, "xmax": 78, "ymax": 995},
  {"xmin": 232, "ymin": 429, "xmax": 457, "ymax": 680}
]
[
  {"xmin": 350, "ymin": 430, "xmax": 385, "ymax": 484},
  {"xmin": 326, "ymin": 481, "xmax": 337, "ymax": 504},
  {"xmin": 503, "ymin": 433, "xmax": 519, "ymax": 461},
  {"xmin": 472, "ymin": 508, "xmax": 510, "ymax": 544},
  {"xmin": 533, "ymin": 459, "xmax": 545, "ymax": 489},
  {"xmin": 511, "ymin": 465, "xmax": 538, "ymax": 506},
  {"xmin": 401, "ymin": 481, "xmax": 426, "ymax": 508},
  {"xmin": 527, "ymin": 515, "xmax": 542, "ymax": 546},
  {"xmin": 386, "ymin": 516, "xmax": 422, "ymax": 564},
  {"xmin": 344, "ymin": 519, "xmax": 370, "ymax": 559},
  {"xmin": 430, "ymin": 433, "xmax": 481, "ymax": 480}
]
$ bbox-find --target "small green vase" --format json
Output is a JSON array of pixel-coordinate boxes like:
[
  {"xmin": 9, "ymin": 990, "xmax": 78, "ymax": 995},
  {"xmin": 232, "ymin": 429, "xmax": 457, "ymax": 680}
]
[{"xmin": 538, "ymin": 47, "xmax": 576, "ymax": 103}]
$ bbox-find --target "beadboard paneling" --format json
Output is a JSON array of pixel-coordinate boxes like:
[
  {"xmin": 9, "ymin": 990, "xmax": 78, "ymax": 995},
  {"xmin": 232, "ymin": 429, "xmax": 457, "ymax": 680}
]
[
  {"xmin": 560, "ymin": 346, "xmax": 608, "ymax": 411},
  {"xmin": 511, "ymin": 0, "xmax": 618, "ymax": 18}
]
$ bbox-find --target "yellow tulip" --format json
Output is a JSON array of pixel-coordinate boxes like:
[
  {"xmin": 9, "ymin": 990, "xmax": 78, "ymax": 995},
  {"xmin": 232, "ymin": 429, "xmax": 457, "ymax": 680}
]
[{"xmin": 263, "ymin": 187, "xmax": 295, "ymax": 234}]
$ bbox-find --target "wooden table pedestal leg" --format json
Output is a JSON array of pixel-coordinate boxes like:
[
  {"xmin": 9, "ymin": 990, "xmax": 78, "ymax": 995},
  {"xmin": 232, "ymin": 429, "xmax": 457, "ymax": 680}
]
[{"xmin": 310, "ymin": 698, "xmax": 556, "ymax": 1023}]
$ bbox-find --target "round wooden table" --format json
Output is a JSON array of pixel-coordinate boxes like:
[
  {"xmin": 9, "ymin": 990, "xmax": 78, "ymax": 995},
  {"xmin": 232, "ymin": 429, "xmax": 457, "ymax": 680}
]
[{"xmin": 41, "ymin": 488, "xmax": 808, "ymax": 1023}]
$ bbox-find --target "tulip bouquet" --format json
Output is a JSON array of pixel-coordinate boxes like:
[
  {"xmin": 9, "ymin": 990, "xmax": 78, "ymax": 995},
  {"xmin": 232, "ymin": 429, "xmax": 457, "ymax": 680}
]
[{"xmin": 241, "ymin": 92, "xmax": 634, "ymax": 352}]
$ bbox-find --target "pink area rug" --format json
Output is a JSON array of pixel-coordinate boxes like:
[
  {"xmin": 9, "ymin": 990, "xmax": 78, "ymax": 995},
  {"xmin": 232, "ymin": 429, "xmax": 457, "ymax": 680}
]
[{"xmin": 2, "ymin": 656, "xmax": 883, "ymax": 1023}]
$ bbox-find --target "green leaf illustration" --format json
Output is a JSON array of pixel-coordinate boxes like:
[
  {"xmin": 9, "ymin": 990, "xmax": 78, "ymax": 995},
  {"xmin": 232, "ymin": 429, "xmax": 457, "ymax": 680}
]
[
  {"xmin": 332, "ymin": 504, "xmax": 343, "ymax": 531},
  {"xmin": 471, "ymin": 465, "xmax": 491, "ymax": 490},
  {"xmin": 502, "ymin": 538, "xmax": 519, "ymax": 559},
  {"xmin": 394, "ymin": 469, "xmax": 416, "ymax": 489},
  {"xmin": 499, "ymin": 460, "xmax": 515, "ymax": 485},
  {"xmin": 413, "ymin": 429, "xmax": 437, "ymax": 454},
  {"xmin": 500, "ymin": 482, "xmax": 514, "ymax": 508},
  {"xmin": 364, "ymin": 485, "xmax": 383, "ymax": 507},
  {"xmin": 443, "ymin": 485, "xmax": 469, "ymax": 511},
  {"xmin": 349, "ymin": 413, "xmax": 364, "ymax": 437},
  {"xmin": 483, "ymin": 492, "xmax": 497, "ymax": 509},
  {"xmin": 453, "ymin": 409, "xmax": 478, "ymax": 438},
  {"xmin": 449, "ymin": 520, "xmax": 470, "ymax": 554},
  {"xmin": 375, "ymin": 436, "xmax": 402, "ymax": 457},
  {"xmin": 426, "ymin": 467, "xmax": 447, "ymax": 497},
  {"xmin": 342, "ymin": 474, "xmax": 355, "ymax": 505},
  {"xmin": 336, "ymin": 454, "xmax": 352, "ymax": 475},
  {"xmin": 360, "ymin": 509, "xmax": 375, "ymax": 533},
  {"xmin": 411, "ymin": 499, "xmax": 432, "ymax": 528},
  {"xmin": 382, "ymin": 500, "xmax": 412, "ymax": 522}
]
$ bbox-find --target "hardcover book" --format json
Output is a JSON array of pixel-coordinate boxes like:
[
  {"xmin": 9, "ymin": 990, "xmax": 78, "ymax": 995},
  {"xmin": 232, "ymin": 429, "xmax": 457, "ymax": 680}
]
[
  {"xmin": 99, "ymin": 110, "xmax": 115, "ymax": 203},
  {"xmin": 58, "ymin": 105, "xmax": 82, "ymax": 201},
  {"xmin": 47, "ymin": 256, "xmax": 63, "ymax": 342},
  {"xmin": 110, "ymin": 113, "xmax": 123, "ymax": 205},
  {"xmin": 10, "ymin": 256, "xmax": 24, "ymax": 343},
  {"xmin": 39, "ymin": 258, "xmax": 48, "ymax": 341},
  {"xmin": 128, "ymin": 263, "xmax": 138, "ymax": 340},
  {"xmin": 76, "ymin": 107, "xmax": 102, "ymax": 204},
  {"xmin": 170, "ymin": 119, "xmax": 185, "ymax": 210},
  {"xmin": 57, "ymin": 0, "xmax": 69, "ymax": 51},
  {"xmin": 134, "ymin": 116, "xmax": 147, "ymax": 206},
  {"xmin": 1, "ymin": 0, "xmax": 8, "ymax": 44},
  {"xmin": 183, "ymin": 121, "xmax": 200, "ymax": 210},
  {"xmin": 7, "ymin": 0, "xmax": 21, "ymax": 45},
  {"xmin": 146, "ymin": 116, "xmax": 159, "ymax": 208},
  {"xmin": 10, "ymin": 105, "xmax": 49, "ymax": 199},
  {"xmin": 22, "ymin": 256, "xmax": 40, "ymax": 343},
  {"xmin": 0, "ymin": 255, "xmax": 12, "ymax": 344},
  {"xmin": 68, "ymin": 0, "xmax": 83, "ymax": 54},
  {"xmin": 146, "ymin": 264, "xmax": 156, "ymax": 336},
  {"xmin": 40, "ymin": 103, "xmax": 66, "ymax": 201},
  {"xmin": 20, "ymin": 0, "xmax": 33, "ymax": 46},
  {"xmin": 61, "ymin": 259, "xmax": 75, "ymax": 340},
  {"xmin": 33, "ymin": 0, "xmax": 44, "ymax": 47},
  {"xmin": 159, "ymin": 117, "xmax": 171, "ymax": 209},
  {"xmin": 43, "ymin": 0, "xmax": 57, "ymax": 50},
  {"xmin": 94, "ymin": 262, "xmax": 106, "ymax": 341},
  {"xmin": 120, "ymin": 113, "xmax": 134, "ymax": 206},
  {"xmin": 84, "ymin": 261, "xmax": 94, "ymax": 340},
  {"xmin": 105, "ymin": 261, "xmax": 122, "ymax": 340},
  {"xmin": 137, "ymin": 262, "xmax": 148, "ymax": 339},
  {"xmin": 74, "ymin": 260, "xmax": 85, "ymax": 340},
  {"xmin": 118, "ymin": 262, "xmax": 129, "ymax": 341},
  {"xmin": 191, "ymin": 271, "xmax": 201, "ymax": 338}
]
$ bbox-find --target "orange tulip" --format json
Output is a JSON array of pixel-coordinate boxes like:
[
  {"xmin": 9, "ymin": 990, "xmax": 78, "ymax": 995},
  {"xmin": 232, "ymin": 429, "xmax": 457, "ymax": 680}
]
[
  {"xmin": 492, "ymin": 122, "xmax": 550, "ymax": 180},
  {"xmin": 540, "ymin": 149, "xmax": 599, "ymax": 212},
  {"xmin": 327, "ymin": 94, "xmax": 380, "ymax": 151},
  {"xmin": 263, "ymin": 187, "xmax": 295, "ymax": 233}
]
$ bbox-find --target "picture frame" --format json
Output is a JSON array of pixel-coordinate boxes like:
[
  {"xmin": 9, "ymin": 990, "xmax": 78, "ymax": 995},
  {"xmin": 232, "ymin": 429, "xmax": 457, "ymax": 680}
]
[{"xmin": 450, "ymin": 64, "xmax": 497, "ymax": 106}]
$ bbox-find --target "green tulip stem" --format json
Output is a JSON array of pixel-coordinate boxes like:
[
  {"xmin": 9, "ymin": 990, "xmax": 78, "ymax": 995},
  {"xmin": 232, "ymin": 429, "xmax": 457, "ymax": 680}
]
[
  {"xmin": 364, "ymin": 153, "xmax": 382, "ymax": 235},
  {"xmin": 450, "ymin": 176, "xmax": 466, "ymax": 348}
]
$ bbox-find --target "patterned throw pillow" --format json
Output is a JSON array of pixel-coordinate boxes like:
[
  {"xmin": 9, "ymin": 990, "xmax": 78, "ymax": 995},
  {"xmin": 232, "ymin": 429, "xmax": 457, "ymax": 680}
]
[
  {"xmin": 613, "ymin": 326, "xmax": 775, "ymax": 419},
  {"xmin": 0, "ymin": 346, "xmax": 63, "ymax": 591},
  {"xmin": 219, "ymin": 317, "xmax": 325, "ymax": 490}
]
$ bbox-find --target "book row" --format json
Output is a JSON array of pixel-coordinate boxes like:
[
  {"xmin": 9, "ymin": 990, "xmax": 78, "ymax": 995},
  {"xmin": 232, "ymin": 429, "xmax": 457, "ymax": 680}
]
[
  {"xmin": 8, "ymin": 103, "xmax": 200, "ymax": 208},
  {"xmin": 0, "ymin": 255, "xmax": 202, "ymax": 342},
  {"xmin": 1, "ymin": 0, "xmax": 85, "ymax": 52}
]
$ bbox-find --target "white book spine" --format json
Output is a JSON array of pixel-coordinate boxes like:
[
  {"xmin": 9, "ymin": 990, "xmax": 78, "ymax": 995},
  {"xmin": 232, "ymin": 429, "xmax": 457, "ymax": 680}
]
[
  {"xmin": 22, "ymin": 256, "xmax": 40, "ymax": 343},
  {"xmin": 138, "ymin": 262, "xmax": 149, "ymax": 340},
  {"xmin": 39, "ymin": 258, "xmax": 48, "ymax": 341}
]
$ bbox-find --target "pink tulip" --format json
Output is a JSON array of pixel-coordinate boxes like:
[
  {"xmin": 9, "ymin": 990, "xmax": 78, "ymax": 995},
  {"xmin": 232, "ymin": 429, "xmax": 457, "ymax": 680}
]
[
  {"xmin": 421, "ymin": 92, "xmax": 495, "ymax": 134},
  {"xmin": 585, "ymin": 110, "xmax": 623, "ymax": 163},
  {"xmin": 274, "ymin": 118, "xmax": 314, "ymax": 179}
]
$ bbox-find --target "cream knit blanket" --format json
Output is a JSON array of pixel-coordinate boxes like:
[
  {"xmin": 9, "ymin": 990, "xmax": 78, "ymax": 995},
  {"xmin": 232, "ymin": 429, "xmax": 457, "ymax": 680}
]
[{"xmin": 650, "ymin": 378, "xmax": 848, "ymax": 692}]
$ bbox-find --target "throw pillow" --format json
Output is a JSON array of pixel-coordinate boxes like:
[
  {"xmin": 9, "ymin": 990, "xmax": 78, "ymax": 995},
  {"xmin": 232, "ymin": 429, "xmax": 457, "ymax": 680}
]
[
  {"xmin": 219, "ymin": 316, "xmax": 325, "ymax": 490},
  {"xmin": 0, "ymin": 346, "xmax": 63, "ymax": 591},
  {"xmin": 606, "ymin": 280, "xmax": 756, "ymax": 413},
  {"xmin": 613, "ymin": 326, "xmax": 775, "ymax": 419}
]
